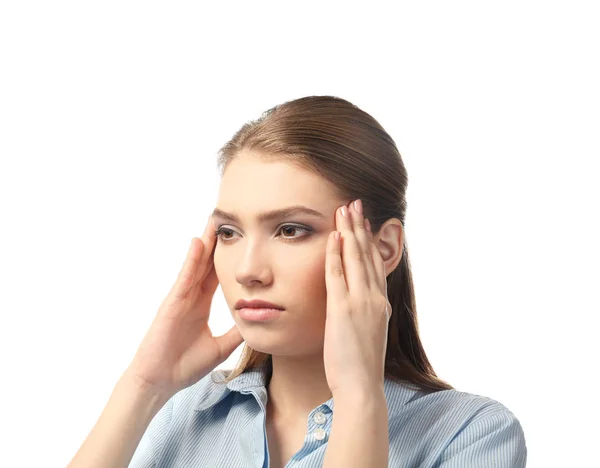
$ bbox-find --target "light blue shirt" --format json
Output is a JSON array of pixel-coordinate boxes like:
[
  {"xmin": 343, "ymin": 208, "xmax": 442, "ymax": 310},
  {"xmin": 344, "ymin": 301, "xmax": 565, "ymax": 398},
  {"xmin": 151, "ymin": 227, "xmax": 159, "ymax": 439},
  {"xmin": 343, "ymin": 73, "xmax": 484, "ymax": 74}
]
[{"xmin": 129, "ymin": 365, "xmax": 527, "ymax": 467}]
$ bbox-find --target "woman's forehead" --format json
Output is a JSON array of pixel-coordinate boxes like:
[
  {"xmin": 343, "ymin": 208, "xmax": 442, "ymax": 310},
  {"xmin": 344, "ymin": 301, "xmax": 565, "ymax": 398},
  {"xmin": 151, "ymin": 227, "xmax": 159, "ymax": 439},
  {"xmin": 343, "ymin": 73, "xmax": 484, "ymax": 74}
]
[{"xmin": 219, "ymin": 162, "xmax": 343, "ymax": 205}]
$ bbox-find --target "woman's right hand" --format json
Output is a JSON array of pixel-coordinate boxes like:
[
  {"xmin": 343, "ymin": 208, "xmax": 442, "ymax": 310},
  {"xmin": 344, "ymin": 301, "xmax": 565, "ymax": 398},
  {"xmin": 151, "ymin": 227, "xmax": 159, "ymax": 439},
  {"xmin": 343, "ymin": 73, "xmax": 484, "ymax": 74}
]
[{"xmin": 126, "ymin": 215, "xmax": 244, "ymax": 398}]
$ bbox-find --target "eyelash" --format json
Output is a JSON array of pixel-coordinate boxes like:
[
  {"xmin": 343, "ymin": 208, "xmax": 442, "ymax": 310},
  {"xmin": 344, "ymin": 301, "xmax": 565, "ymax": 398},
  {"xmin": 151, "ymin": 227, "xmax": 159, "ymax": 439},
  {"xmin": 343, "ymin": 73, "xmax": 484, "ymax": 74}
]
[{"xmin": 214, "ymin": 224, "xmax": 313, "ymax": 244}]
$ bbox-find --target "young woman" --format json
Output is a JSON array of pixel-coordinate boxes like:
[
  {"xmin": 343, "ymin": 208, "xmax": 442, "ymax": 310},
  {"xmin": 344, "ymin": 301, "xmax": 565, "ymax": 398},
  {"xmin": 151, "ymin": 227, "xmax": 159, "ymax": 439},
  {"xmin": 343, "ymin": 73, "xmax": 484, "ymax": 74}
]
[{"xmin": 68, "ymin": 96, "xmax": 527, "ymax": 468}]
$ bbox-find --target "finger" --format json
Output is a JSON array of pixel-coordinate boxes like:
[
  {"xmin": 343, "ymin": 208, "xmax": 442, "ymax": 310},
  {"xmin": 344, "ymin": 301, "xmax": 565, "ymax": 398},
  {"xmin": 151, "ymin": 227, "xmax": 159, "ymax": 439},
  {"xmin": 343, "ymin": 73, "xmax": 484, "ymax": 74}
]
[
  {"xmin": 349, "ymin": 199, "xmax": 378, "ymax": 290},
  {"xmin": 170, "ymin": 237, "xmax": 203, "ymax": 298},
  {"xmin": 172, "ymin": 216, "xmax": 216, "ymax": 298},
  {"xmin": 337, "ymin": 202, "xmax": 369, "ymax": 294},
  {"xmin": 364, "ymin": 218, "xmax": 387, "ymax": 295},
  {"xmin": 201, "ymin": 261, "xmax": 220, "ymax": 296},
  {"xmin": 198, "ymin": 215, "xmax": 219, "ymax": 281},
  {"xmin": 325, "ymin": 229, "xmax": 348, "ymax": 300},
  {"xmin": 215, "ymin": 324, "xmax": 245, "ymax": 359}
]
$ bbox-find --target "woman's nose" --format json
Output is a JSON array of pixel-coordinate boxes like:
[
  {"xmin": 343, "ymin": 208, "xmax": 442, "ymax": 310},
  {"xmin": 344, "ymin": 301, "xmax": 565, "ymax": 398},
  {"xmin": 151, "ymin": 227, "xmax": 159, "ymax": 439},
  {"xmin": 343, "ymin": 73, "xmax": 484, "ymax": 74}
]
[{"xmin": 235, "ymin": 251, "xmax": 273, "ymax": 286}]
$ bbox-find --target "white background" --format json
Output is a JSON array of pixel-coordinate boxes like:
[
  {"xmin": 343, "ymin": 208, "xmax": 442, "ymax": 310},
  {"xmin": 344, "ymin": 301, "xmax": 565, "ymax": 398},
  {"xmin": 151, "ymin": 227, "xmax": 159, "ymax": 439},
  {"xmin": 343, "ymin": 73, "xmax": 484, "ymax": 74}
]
[{"xmin": 1, "ymin": 1, "xmax": 598, "ymax": 466}]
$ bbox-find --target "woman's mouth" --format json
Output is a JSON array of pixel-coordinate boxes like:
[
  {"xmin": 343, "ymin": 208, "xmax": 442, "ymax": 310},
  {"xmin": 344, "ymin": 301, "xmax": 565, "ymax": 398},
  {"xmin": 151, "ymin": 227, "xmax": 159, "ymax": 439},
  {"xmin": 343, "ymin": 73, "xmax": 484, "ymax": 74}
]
[{"xmin": 237, "ymin": 307, "xmax": 283, "ymax": 321}]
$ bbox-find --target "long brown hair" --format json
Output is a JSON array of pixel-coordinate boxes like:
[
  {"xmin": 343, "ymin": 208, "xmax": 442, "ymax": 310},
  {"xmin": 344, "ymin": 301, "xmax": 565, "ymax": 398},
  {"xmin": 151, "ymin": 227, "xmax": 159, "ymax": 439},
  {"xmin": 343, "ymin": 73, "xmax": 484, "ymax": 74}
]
[{"xmin": 215, "ymin": 95, "xmax": 454, "ymax": 394}]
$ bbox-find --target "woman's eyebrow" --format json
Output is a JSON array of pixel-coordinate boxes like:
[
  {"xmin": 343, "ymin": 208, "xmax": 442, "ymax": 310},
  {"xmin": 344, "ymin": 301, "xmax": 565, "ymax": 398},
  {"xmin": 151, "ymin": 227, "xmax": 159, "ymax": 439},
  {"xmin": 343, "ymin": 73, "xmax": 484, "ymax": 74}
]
[{"xmin": 211, "ymin": 205, "xmax": 327, "ymax": 223}]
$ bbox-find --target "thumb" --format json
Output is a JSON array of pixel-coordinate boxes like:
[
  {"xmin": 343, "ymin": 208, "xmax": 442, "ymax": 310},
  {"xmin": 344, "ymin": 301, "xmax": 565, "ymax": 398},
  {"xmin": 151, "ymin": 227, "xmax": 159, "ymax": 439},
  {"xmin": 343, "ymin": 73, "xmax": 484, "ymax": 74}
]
[{"xmin": 215, "ymin": 325, "xmax": 245, "ymax": 360}]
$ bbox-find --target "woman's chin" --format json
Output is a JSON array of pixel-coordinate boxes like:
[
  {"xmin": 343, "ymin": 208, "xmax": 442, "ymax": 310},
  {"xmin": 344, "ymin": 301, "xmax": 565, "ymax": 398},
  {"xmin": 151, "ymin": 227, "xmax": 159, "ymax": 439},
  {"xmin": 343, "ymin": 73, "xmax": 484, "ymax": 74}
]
[{"xmin": 240, "ymin": 330, "xmax": 296, "ymax": 355}]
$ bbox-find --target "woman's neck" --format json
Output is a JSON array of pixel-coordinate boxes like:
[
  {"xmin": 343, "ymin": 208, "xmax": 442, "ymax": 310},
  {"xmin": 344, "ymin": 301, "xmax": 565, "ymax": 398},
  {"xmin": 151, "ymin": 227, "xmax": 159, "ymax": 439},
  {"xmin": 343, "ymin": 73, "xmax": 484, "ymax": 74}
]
[{"xmin": 266, "ymin": 353, "xmax": 333, "ymax": 423}]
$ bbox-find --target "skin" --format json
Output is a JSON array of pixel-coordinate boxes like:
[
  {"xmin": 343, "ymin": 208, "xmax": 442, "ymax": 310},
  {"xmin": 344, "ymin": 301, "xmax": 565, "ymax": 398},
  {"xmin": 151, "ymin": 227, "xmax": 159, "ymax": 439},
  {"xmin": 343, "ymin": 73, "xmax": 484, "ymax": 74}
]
[{"xmin": 211, "ymin": 149, "xmax": 404, "ymax": 429}]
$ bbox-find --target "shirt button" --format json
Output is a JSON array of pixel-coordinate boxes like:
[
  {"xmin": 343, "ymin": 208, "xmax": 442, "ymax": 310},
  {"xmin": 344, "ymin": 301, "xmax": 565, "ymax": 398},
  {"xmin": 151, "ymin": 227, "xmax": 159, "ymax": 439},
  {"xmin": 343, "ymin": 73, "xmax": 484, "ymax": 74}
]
[
  {"xmin": 313, "ymin": 411, "xmax": 326, "ymax": 425},
  {"xmin": 313, "ymin": 427, "xmax": 326, "ymax": 441}
]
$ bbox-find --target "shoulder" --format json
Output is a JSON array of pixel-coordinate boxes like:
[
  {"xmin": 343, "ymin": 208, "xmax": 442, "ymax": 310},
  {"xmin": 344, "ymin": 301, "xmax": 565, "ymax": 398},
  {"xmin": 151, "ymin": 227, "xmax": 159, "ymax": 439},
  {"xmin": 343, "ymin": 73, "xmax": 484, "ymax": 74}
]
[
  {"xmin": 129, "ymin": 370, "xmax": 234, "ymax": 466},
  {"xmin": 171, "ymin": 368, "xmax": 233, "ymax": 413},
  {"xmin": 394, "ymin": 385, "xmax": 525, "ymax": 433},
  {"xmin": 402, "ymin": 386, "xmax": 521, "ymax": 420},
  {"xmin": 387, "ymin": 387, "xmax": 527, "ymax": 467}
]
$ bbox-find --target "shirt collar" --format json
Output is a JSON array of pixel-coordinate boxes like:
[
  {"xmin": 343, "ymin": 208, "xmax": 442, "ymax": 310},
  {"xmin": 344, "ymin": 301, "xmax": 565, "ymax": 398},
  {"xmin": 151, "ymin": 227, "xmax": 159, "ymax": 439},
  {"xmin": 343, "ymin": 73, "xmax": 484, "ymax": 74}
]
[
  {"xmin": 194, "ymin": 361, "xmax": 422, "ymax": 416},
  {"xmin": 193, "ymin": 360, "xmax": 272, "ymax": 413}
]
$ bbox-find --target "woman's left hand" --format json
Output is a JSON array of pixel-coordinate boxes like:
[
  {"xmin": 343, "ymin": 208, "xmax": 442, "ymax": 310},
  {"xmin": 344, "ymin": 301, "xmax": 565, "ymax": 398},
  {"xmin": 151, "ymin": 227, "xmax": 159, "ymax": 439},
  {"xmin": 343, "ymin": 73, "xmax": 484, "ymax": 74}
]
[{"xmin": 323, "ymin": 199, "xmax": 392, "ymax": 398}]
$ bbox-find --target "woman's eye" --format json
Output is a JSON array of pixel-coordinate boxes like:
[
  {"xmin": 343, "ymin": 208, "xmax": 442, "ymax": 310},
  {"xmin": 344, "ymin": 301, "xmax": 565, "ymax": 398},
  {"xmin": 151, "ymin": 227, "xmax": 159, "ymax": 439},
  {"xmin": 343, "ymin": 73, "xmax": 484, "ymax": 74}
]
[{"xmin": 215, "ymin": 225, "xmax": 312, "ymax": 243}]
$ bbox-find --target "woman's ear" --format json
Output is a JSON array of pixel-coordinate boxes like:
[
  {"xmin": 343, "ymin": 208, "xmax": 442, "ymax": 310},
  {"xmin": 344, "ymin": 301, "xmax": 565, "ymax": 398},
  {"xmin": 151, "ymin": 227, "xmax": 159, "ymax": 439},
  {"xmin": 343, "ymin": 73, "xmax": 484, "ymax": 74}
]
[{"xmin": 373, "ymin": 219, "xmax": 404, "ymax": 276}]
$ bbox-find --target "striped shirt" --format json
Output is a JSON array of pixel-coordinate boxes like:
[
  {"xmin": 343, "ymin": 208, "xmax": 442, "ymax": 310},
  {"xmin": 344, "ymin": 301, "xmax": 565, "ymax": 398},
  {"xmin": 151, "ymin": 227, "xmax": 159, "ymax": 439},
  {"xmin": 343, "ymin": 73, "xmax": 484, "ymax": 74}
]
[{"xmin": 129, "ymin": 366, "xmax": 527, "ymax": 467}]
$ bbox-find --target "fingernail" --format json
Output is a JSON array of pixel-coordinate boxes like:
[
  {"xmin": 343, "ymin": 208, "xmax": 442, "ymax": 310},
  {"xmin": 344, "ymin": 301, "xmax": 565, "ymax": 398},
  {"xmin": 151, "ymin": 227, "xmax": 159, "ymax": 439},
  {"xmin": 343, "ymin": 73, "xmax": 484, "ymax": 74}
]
[
  {"xmin": 354, "ymin": 199, "xmax": 362, "ymax": 214},
  {"xmin": 341, "ymin": 205, "xmax": 348, "ymax": 217}
]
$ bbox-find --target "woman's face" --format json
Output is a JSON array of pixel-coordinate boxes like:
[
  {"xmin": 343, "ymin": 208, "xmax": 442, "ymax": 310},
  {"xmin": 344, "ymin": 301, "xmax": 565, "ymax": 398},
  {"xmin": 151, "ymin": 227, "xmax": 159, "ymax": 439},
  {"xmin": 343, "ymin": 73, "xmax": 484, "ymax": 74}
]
[{"xmin": 212, "ymin": 150, "xmax": 347, "ymax": 357}]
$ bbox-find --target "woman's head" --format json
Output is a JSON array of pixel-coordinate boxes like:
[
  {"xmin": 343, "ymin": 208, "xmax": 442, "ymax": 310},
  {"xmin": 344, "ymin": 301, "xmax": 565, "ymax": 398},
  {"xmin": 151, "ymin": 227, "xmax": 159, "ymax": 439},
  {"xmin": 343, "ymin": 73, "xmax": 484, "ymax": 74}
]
[
  {"xmin": 213, "ymin": 95, "xmax": 453, "ymax": 393},
  {"xmin": 212, "ymin": 150, "xmax": 403, "ymax": 358}
]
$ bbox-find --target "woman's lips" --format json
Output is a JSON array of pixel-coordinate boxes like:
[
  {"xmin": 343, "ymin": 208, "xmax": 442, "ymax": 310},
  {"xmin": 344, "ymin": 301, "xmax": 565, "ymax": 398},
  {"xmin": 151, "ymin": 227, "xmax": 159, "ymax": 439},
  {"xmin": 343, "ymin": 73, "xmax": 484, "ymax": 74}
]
[
  {"xmin": 238, "ymin": 307, "xmax": 283, "ymax": 321},
  {"xmin": 235, "ymin": 298, "xmax": 284, "ymax": 309}
]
